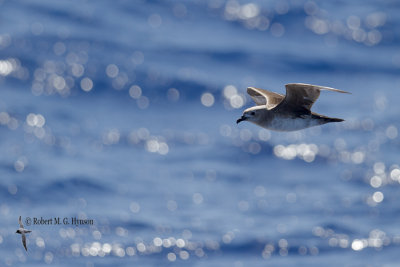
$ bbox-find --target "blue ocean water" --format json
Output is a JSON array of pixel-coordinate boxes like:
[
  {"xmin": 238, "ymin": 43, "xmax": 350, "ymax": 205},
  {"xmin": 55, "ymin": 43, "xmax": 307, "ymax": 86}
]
[{"xmin": 1, "ymin": 0, "xmax": 400, "ymax": 266}]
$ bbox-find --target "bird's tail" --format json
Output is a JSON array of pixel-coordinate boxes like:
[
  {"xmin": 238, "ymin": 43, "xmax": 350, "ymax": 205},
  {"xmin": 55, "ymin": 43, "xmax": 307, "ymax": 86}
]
[
  {"xmin": 312, "ymin": 113, "xmax": 344, "ymax": 123},
  {"xmin": 324, "ymin": 117, "xmax": 344, "ymax": 123}
]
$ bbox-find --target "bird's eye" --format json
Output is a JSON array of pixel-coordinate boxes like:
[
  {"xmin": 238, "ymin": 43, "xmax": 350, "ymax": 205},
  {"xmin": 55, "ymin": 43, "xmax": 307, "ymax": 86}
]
[{"xmin": 250, "ymin": 112, "xmax": 255, "ymax": 115}]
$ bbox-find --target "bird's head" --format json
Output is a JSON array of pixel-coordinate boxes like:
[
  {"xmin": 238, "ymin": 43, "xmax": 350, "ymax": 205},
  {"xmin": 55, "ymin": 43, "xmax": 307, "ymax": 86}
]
[{"xmin": 236, "ymin": 106, "xmax": 262, "ymax": 124}]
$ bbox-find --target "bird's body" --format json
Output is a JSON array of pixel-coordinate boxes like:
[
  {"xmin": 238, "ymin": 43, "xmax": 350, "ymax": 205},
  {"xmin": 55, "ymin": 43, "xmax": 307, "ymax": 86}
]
[
  {"xmin": 237, "ymin": 83, "xmax": 349, "ymax": 131},
  {"xmin": 16, "ymin": 216, "xmax": 31, "ymax": 251},
  {"xmin": 265, "ymin": 114, "xmax": 320, "ymax": 131}
]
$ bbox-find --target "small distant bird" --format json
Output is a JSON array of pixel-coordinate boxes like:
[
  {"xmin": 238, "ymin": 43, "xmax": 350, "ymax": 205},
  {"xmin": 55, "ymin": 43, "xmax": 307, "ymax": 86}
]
[
  {"xmin": 237, "ymin": 83, "xmax": 350, "ymax": 131},
  {"xmin": 16, "ymin": 216, "xmax": 31, "ymax": 251}
]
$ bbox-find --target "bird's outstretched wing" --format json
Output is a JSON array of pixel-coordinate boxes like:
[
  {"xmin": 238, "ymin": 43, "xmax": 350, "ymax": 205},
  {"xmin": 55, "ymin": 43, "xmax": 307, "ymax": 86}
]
[
  {"xmin": 247, "ymin": 87, "xmax": 284, "ymax": 110},
  {"xmin": 22, "ymin": 233, "xmax": 27, "ymax": 251},
  {"xmin": 278, "ymin": 83, "xmax": 350, "ymax": 112},
  {"xmin": 19, "ymin": 216, "xmax": 24, "ymax": 228}
]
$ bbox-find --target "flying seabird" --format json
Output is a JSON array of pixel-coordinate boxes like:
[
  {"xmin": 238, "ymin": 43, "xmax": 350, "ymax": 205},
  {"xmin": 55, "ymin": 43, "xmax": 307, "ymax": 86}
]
[
  {"xmin": 237, "ymin": 83, "xmax": 350, "ymax": 131},
  {"xmin": 16, "ymin": 216, "xmax": 31, "ymax": 251}
]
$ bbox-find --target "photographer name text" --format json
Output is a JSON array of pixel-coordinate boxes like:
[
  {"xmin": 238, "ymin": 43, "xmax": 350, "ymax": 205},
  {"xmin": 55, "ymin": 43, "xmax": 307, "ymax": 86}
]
[{"xmin": 25, "ymin": 216, "xmax": 94, "ymax": 226}]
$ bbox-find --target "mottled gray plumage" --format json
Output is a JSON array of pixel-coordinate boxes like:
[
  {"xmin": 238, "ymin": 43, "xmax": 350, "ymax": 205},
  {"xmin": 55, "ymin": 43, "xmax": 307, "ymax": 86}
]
[{"xmin": 237, "ymin": 83, "xmax": 350, "ymax": 131}]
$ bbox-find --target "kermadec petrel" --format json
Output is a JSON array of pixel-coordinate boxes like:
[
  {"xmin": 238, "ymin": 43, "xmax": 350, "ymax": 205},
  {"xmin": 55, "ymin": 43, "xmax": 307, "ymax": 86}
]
[
  {"xmin": 16, "ymin": 216, "xmax": 31, "ymax": 251},
  {"xmin": 237, "ymin": 83, "xmax": 350, "ymax": 131}
]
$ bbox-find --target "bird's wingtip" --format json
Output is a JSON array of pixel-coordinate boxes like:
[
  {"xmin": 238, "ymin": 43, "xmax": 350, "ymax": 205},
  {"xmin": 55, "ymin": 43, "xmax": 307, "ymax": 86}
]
[
  {"xmin": 335, "ymin": 89, "xmax": 351, "ymax": 94},
  {"xmin": 285, "ymin": 83, "xmax": 351, "ymax": 94}
]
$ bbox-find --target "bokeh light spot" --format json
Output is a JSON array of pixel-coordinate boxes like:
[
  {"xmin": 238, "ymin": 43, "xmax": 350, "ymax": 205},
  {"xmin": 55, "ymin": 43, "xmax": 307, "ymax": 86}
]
[{"xmin": 201, "ymin": 93, "xmax": 215, "ymax": 107}]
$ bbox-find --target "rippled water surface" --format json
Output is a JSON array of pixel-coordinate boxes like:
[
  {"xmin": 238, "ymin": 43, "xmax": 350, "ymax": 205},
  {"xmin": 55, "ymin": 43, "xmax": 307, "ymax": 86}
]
[{"xmin": 1, "ymin": 0, "xmax": 400, "ymax": 266}]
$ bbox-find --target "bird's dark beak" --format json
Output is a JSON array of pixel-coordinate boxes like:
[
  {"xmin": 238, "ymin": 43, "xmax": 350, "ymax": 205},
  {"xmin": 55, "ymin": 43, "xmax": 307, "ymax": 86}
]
[{"xmin": 236, "ymin": 116, "xmax": 246, "ymax": 124}]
